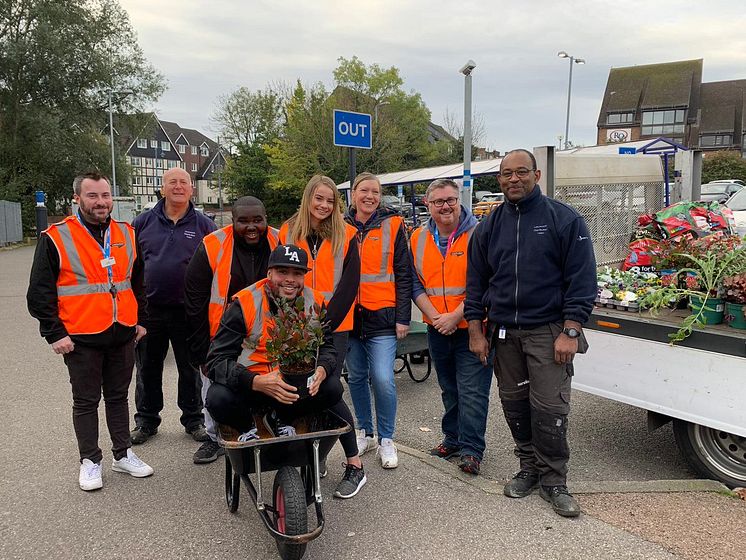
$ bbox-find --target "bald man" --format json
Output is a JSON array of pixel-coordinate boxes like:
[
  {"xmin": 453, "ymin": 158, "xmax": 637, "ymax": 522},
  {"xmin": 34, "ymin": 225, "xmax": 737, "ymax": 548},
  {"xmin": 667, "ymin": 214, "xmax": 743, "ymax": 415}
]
[
  {"xmin": 130, "ymin": 167, "xmax": 217, "ymax": 446},
  {"xmin": 184, "ymin": 196, "xmax": 279, "ymax": 463}
]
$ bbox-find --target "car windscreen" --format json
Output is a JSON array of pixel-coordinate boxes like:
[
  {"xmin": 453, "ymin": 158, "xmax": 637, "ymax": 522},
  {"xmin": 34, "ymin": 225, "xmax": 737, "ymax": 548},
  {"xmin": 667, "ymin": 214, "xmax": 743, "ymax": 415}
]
[
  {"xmin": 701, "ymin": 184, "xmax": 727, "ymax": 194},
  {"xmin": 726, "ymin": 189, "xmax": 746, "ymax": 211}
]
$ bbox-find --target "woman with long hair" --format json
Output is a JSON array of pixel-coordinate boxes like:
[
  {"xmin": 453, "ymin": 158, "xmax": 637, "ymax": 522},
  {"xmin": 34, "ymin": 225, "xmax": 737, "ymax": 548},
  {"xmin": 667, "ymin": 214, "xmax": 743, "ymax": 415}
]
[
  {"xmin": 344, "ymin": 172, "xmax": 411, "ymax": 469},
  {"xmin": 279, "ymin": 174, "xmax": 365, "ymax": 498}
]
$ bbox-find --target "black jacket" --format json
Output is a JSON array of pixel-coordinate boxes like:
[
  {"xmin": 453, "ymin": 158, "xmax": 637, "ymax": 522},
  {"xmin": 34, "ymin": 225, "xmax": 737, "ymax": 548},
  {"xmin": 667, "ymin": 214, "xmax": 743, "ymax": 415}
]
[
  {"xmin": 465, "ymin": 185, "xmax": 597, "ymax": 328},
  {"xmin": 206, "ymin": 294, "xmax": 336, "ymax": 393},
  {"xmin": 27, "ymin": 217, "xmax": 147, "ymax": 347},
  {"xmin": 344, "ymin": 207, "xmax": 412, "ymax": 339}
]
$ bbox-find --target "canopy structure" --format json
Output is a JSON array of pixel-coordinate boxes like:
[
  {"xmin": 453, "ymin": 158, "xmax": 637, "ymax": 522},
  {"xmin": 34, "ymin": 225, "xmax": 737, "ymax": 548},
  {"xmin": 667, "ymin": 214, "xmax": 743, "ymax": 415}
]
[{"xmin": 337, "ymin": 158, "xmax": 503, "ymax": 191}]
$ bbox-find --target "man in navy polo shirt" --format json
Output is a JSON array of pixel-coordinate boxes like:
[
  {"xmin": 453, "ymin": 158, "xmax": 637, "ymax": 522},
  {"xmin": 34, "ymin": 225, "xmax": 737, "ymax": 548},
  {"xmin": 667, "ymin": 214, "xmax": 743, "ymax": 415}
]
[{"xmin": 130, "ymin": 167, "xmax": 217, "ymax": 446}]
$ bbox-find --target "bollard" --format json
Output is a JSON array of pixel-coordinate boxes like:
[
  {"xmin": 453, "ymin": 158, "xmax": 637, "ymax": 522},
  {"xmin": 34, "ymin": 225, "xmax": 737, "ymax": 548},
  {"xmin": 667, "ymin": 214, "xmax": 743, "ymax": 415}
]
[{"xmin": 34, "ymin": 190, "xmax": 48, "ymax": 237}]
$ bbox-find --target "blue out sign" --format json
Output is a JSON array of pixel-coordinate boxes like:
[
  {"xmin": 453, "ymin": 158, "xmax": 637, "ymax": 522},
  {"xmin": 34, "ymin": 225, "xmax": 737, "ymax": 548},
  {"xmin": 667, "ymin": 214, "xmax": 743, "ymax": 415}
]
[{"xmin": 334, "ymin": 109, "xmax": 372, "ymax": 150}]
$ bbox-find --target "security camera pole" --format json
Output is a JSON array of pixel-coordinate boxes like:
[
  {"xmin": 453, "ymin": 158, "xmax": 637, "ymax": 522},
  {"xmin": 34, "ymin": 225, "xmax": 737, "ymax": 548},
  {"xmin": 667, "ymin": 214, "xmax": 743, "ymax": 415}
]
[{"xmin": 460, "ymin": 60, "xmax": 476, "ymax": 211}]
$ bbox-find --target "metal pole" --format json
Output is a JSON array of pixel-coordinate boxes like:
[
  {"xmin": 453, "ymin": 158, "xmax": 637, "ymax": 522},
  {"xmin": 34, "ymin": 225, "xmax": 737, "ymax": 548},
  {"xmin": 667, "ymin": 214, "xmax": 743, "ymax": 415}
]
[
  {"xmin": 564, "ymin": 57, "xmax": 574, "ymax": 150},
  {"xmin": 348, "ymin": 148, "xmax": 356, "ymax": 189},
  {"xmin": 34, "ymin": 191, "xmax": 47, "ymax": 236},
  {"xmin": 463, "ymin": 72, "xmax": 473, "ymax": 211},
  {"xmin": 217, "ymin": 137, "xmax": 224, "ymax": 226},
  {"xmin": 108, "ymin": 90, "xmax": 118, "ymax": 196}
]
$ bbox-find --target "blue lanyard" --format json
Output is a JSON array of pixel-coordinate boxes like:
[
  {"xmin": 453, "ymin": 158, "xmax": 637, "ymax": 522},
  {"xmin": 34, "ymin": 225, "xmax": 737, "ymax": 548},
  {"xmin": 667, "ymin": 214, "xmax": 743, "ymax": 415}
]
[{"xmin": 76, "ymin": 211, "xmax": 113, "ymax": 282}]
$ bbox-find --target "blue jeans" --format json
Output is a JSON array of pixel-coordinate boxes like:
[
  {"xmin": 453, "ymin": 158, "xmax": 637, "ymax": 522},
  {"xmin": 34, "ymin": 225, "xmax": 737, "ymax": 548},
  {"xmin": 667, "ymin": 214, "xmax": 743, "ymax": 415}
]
[
  {"xmin": 346, "ymin": 335, "xmax": 398, "ymax": 440},
  {"xmin": 428, "ymin": 326, "xmax": 493, "ymax": 460}
]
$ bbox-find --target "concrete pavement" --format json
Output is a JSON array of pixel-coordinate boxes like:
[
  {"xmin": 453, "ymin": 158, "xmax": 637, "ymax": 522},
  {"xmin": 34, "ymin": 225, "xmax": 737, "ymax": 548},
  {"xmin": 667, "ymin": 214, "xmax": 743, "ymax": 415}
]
[{"xmin": 1, "ymin": 243, "xmax": 739, "ymax": 560}]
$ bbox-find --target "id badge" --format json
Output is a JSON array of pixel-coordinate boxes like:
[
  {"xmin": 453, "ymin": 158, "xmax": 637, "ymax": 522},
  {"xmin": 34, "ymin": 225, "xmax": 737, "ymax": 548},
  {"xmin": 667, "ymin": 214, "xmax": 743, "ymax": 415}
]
[
  {"xmin": 498, "ymin": 326, "xmax": 507, "ymax": 340},
  {"xmin": 100, "ymin": 256, "xmax": 116, "ymax": 268}
]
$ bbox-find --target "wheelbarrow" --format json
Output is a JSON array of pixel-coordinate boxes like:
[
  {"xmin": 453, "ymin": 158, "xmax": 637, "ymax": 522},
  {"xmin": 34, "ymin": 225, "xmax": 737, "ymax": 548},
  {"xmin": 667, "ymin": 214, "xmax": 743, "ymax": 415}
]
[
  {"xmin": 218, "ymin": 410, "xmax": 351, "ymax": 560},
  {"xmin": 394, "ymin": 320, "xmax": 432, "ymax": 382}
]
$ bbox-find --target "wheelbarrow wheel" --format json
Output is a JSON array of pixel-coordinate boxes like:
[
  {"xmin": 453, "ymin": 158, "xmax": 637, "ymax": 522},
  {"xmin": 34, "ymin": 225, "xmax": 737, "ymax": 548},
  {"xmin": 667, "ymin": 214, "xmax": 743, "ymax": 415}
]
[
  {"xmin": 224, "ymin": 455, "xmax": 240, "ymax": 513},
  {"xmin": 273, "ymin": 466, "xmax": 308, "ymax": 560}
]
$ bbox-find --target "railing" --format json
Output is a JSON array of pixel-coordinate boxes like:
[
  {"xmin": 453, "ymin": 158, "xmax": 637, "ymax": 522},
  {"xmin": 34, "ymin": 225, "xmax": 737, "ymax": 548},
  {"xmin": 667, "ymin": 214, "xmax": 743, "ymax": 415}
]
[{"xmin": 0, "ymin": 200, "xmax": 23, "ymax": 246}]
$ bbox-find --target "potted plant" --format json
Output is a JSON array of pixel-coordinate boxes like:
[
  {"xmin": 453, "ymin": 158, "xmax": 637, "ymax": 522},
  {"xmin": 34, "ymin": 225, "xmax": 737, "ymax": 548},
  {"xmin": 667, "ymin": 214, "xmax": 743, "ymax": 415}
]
[
  {"xmin": 642, "ymin": 236, "xmax": 745, "ymax": 342},
  {"xmin": 265, "ymin": 290, "xmax": 327, "ymax": 399},
  {"xmin": 722, "ymin": 273, "xmax": 746, "ymax": 329}
]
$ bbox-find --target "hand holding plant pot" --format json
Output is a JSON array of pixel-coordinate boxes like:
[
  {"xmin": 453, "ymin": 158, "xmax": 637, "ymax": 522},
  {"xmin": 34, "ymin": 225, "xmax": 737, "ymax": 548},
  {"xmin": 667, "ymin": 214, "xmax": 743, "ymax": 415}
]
[{"xmin": 265, "ymin": 289, "xmax": 328, "ymax": 400}]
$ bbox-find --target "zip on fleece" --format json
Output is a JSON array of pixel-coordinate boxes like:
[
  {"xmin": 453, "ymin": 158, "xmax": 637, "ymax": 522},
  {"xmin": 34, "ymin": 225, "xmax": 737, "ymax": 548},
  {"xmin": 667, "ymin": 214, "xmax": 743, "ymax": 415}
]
[{"xmin": 514, "ymin": 206, "xmax": 520, "ymax": 325}]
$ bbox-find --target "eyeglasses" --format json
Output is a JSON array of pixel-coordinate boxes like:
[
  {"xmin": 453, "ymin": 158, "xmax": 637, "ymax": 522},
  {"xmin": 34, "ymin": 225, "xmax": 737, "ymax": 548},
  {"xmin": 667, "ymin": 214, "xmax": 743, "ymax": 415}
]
[
  {"xmin": 499, "ymin": 168, "xmax": 534, "ymax": 179},
  {"xmin": 428, "ymin": 197, "xmax": 459, "ymax": 208}
]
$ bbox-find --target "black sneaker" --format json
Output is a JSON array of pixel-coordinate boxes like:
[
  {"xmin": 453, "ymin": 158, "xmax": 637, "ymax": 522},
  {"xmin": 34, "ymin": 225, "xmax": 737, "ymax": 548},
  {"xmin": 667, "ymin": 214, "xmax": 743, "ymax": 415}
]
[
  {"xmin": 333, "ymin": 464, "xmax": 367, "ymax": 499},
  {"xmin": 319, "ymin": 459, "xmax": 328, "ymax": 478},
  {"xmin": 186, "ymin": 425, "xmax": 210, "ymax": 442},
  {"xmin": 503, "ymin": 470, "xmax": 540, "ymax": 498},
  {"xmin": 429, "ymin": 443, "xmax": 461, "ymax": 459},
  {"xmin": 193, "ymin": 440, "xmax": 225, "ymax": 464},
  {"xmin": 458, "ymin": 455, "xmax": 481, "ymax": 475},
  {"xmin": 263, "ymin": 410, "xmax": 296, "ymax": 438},
  {"xmin": 539, "ymin": 485, "xmax": 581, "ymax": 518},
  {"xmin": 130, "ymin": 426, "xmax": 157, "ymax": 445}
]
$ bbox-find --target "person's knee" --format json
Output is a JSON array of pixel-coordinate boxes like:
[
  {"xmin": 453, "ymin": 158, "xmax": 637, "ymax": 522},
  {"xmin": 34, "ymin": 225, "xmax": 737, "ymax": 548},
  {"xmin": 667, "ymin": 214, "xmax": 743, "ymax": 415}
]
[
  {"xmin": 315, "ymin": 375, "xmax": 343, "ymax": 407},
  {"xmin": 205, "ymin": 383, "xmax": 239, "ymax": 422}
]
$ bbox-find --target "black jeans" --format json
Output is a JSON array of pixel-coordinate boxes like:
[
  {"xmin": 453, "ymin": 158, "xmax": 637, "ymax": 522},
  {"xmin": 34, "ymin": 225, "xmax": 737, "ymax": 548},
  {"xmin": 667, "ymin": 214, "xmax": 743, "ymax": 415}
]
[
  {"xmin": 64, "ymin": 340, "xmax": 135, "ymax": 463},
  {"xmin": 134, "ymin": 304, "xmax": 203, "ymax": 431}
]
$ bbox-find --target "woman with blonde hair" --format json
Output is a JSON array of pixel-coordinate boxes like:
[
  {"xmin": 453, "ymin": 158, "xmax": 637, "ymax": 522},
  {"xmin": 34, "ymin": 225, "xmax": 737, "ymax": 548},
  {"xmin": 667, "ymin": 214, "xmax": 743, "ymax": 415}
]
[
  {"xmin": 279, "ymin": 174, "xmax": 365, "ymax": 498},
  {"xmin": 344, "ymin": 172, "xmax": 411, "ymax": 470}
]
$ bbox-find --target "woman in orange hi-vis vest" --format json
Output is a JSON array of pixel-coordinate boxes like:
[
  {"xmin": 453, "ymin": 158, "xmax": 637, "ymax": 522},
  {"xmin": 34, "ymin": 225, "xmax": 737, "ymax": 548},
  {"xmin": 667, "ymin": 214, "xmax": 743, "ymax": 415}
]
[
  {"xmin": 343, "ymin": 173, "xmax": 412, "ymax": 469},
  {"xmin": 279, "ymin": 175, "xmax": 362, "ymax": 465}
]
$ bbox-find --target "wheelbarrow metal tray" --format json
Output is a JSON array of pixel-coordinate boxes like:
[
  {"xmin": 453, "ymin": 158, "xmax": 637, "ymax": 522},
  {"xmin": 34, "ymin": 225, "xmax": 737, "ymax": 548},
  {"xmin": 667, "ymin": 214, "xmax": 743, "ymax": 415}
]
[{"xmin": 217, "ymin": 410, "xmax": 350, "ymax": 475}]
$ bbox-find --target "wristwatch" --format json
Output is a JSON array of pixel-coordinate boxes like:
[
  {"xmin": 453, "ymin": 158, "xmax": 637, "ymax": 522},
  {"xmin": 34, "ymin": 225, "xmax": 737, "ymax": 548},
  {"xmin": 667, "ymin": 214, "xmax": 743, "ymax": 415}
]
[{"xmin": 562, "ymin": 327, "xmax": 581, "ymax": 339}]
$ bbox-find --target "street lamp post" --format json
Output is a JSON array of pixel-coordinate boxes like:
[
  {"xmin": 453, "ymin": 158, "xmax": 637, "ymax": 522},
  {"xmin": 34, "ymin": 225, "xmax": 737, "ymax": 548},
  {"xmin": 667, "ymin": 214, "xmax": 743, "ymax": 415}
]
[
  {"xmin": 557, "ymin": 51, "xmax": 585, "ymax": 150},
  {"xmin": 374, "ymin": 101, "xmax": 390, "ymax": 126},
  {"xmin": 106, "ymin": 89, "xmax": 133, "ymax": 197},
  {"xmin": 460, "ymin": 60, "xmax": 476, "ymax": 211}
]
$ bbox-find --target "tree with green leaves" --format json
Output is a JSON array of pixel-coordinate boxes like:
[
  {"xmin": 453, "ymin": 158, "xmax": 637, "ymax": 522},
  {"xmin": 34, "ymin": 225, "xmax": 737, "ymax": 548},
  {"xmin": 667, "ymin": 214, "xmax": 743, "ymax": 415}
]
[
  {"xmin": 0, "ymin": 0, "xmax": 164, "ymax": 229},
  {"xmin": 702, "ymin": 150, "xmax": 746, "ymax": 184}
]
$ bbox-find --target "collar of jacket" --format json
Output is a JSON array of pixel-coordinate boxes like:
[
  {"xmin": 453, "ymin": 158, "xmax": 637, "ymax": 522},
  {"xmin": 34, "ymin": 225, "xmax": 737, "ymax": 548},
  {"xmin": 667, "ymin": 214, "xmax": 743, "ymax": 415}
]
[
  {"xmin": 425, "ymin": 204, "xmax": 477, "ymax": 240},
  {"xmin": 152, "ymin": 197, "xmax": 195, "ymax": 224},
  {"xmin": 345, "ymin": 205, "xmax": 398, "ymax": 232},
  {"xmin": 503, "ymin": 184, "xmax": 543, "ymax": 215}
]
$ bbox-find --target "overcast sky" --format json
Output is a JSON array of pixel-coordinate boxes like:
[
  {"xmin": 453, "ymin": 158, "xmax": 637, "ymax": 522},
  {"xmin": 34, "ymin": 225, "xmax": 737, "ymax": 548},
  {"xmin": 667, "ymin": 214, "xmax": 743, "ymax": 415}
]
[{"xmin": 120, "ymin": 0, "xmax": 746, "ymax": 154}]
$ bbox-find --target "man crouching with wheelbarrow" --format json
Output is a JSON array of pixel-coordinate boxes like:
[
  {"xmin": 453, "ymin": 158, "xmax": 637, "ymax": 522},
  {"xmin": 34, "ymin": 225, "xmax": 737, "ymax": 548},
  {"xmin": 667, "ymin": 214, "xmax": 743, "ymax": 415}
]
[{"xmin": 205, "ymin": 244, "xmax": 366, "ymax": 499}]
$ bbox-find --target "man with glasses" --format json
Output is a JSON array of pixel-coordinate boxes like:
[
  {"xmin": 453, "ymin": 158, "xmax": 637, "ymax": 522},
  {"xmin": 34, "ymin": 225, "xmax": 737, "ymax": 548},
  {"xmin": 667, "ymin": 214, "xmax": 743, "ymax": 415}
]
[
  {"xmin": 410, "ymin": 179, "xmax": 492, "ymax": 475},
  {"xmin": 465, "ymin": 149, "xmax": 596, "ymax": 517}
]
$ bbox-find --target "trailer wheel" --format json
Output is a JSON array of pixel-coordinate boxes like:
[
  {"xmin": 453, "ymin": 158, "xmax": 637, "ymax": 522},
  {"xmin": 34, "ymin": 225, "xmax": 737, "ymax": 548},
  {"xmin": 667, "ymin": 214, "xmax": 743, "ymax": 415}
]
[
  {"xmin": 672, "ymin": 419, "xmax": 746, "ymax": 489},
  {"xmin": 272, "ymin": 466, "xmax": 308, "ymax": 560}
]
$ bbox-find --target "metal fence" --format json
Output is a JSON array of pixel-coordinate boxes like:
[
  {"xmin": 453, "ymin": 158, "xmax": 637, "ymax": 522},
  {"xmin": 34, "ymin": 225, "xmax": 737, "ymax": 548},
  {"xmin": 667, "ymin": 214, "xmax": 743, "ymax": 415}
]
[
  {"xmin": 553, "ymin": 181, "xmax": 664, "ymax": 266},
  {"xmin": 0, "ymin": 200, "xmax": 23, "ymax": 246}
]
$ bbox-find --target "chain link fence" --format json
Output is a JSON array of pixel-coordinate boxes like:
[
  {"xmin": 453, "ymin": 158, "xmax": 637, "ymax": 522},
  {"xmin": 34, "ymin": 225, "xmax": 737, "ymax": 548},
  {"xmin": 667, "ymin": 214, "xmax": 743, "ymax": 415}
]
[
  {"xmin": 0, "ymin": 200, "xmax": 23, "ymax": 246},
  {"xmin": 553, "ymin": 181, "xmax": 664, "ymax": 266}
]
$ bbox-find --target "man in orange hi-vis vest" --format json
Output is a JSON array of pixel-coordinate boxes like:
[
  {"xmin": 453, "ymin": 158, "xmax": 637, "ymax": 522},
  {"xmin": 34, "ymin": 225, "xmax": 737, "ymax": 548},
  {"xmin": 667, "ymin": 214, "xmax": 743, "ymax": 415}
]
[
  {"xmin": 28, "ymin": 172, "xmax": 154, "ymax": 492},
  {"xmin": 206, "ymin": 244, "xmax": 367, "ymax": 499},
  {"xmin": 184, "ymin": 196, "xmax": 278, "ymax": 464}
]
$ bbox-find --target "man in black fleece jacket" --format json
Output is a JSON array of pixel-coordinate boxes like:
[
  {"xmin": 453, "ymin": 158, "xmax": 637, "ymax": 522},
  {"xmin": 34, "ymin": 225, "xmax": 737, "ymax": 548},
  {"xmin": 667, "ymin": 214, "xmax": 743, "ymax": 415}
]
[{"xmin": 465, "ymin": 149, "xmax": 596, "ymax": 518}]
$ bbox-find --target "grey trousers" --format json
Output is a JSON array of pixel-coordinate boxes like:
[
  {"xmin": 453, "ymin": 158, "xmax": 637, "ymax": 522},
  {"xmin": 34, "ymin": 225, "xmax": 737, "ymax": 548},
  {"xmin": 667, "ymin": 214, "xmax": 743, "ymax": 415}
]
[{"xmin": 493, "ymin": 323, "xmax": 575, "ymax": 486}]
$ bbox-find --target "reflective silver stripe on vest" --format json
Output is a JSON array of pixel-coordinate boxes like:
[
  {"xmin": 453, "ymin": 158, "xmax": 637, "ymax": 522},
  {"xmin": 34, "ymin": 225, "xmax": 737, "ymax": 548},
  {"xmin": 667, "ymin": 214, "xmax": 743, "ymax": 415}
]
[
  {"xmin": 237, "ymin": 285, "xmax": 265, "ymax": 368},
  {"xmin": 424, "ymin": 286, "xmax": 465, "ymax": 297},
  {"xmin": 413, "ymin": 227, "xmax": 427, "ymax": 277},
  {"xmin": 209, "ymin": 228, "xmax": 229, "ymax": 307},
  {"xmin": 360, "ymin": 218, "xmax": 395, "ymax": 284},
  {"xmin": 56, "ymin": 222, "xmax": 87, "ymax": 284},
  {"xmin": 58, "ymin": 280, "xmax": 132, "ymax": 296},
  {"xmin": 267, "ymin": 227, "xmax": 279, "ymax": 247}
]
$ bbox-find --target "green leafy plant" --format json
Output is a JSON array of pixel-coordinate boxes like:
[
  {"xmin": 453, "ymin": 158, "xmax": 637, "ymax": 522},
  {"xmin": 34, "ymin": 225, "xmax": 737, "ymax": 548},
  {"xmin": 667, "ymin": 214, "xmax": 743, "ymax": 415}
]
[
  {"xmin": 642, "ymin": 240, "xmax": 746, "ymax": 342},
  {"xmin": 264, "ymin": 287, "xmax": 327, "ymax": 373}
]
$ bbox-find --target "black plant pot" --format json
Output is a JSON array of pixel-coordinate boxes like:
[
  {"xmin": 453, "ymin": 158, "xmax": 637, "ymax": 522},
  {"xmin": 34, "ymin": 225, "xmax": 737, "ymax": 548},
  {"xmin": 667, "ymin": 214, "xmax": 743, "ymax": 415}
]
[{"xmin": 280, "ymin": 366, "xmax": 316, "ymax": 400}]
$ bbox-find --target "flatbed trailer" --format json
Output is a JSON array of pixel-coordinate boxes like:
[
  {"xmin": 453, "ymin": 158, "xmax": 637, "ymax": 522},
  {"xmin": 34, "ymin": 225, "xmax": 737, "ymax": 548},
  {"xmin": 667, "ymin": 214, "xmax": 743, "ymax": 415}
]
[{"xmin": 574, "ymin": 306, "xmax": 746, "ymax": 488}]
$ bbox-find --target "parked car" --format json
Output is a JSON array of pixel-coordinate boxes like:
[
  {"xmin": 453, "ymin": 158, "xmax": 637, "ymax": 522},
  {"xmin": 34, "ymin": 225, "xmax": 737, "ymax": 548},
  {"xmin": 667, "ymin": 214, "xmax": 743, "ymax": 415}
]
[
  {"xmin": 709, "ymin": 179, "xmax": 745, "ymax": 186},
  {"xmin": 382, "ymin": 195, "xmax": 400, "ymax": 208},
  {"xmin": 725, "ymin": 186, "xmax": 746, "ymax": 236},
  {"xmin": 473, "ymin": 192, "xmax": 505, "ymax": 219},
  {"xmin": 699, "ymin": 182, "xmax": 743, "ymax": 203},
  {"xmin": 474, "ymin": 190, "xmax": 492, "ymax": 202}
]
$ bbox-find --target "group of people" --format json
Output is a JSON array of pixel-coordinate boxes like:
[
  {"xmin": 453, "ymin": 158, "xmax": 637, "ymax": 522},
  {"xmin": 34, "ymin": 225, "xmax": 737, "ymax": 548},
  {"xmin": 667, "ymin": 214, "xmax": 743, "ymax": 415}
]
[{"xmin": 27, "ymin": 148, "xmax": 597, "ymax": 518}]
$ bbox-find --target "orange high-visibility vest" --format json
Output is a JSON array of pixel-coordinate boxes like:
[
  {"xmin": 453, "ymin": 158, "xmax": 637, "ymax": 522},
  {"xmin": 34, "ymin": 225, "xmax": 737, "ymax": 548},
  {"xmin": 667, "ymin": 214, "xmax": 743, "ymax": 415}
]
[
  {"xmin": 278, "ymin": 221, "xmax": 357, "ymax": 332},
  {"xmin": 203, "ymin": 225, "xmax": 279, "ymax": 338},
  {"xmin": 233, "ymin": 278, "xmax": 326, "ymax": 375},
  {"xmin": 45, "ymin": 215, "xmax": 138, "ymax": 335},
  {"xmin": 410, "ymin": 224, "xmax": 475, "ymax": 329},
  {"xmin": 357, "ymin": 215, "xmax": 404, "ymax": 310}
]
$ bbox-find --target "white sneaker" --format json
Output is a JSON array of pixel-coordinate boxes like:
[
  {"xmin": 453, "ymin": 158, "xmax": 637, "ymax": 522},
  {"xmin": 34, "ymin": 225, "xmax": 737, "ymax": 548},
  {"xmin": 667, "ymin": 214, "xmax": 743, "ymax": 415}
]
[
  {"xmin": 112, "ymin": 449, "xmax": 154, "ymax": 478},
  {"xmin": 378, "ymin": 438, "xmax": 398, "ymax": 469},
  {"xmin": 79, "ymin": 459, "xmax": 103, "ymax": 491},
  {"xmin": 356, "ymin": 429, "xmax": 377, "ymax": 457}
]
